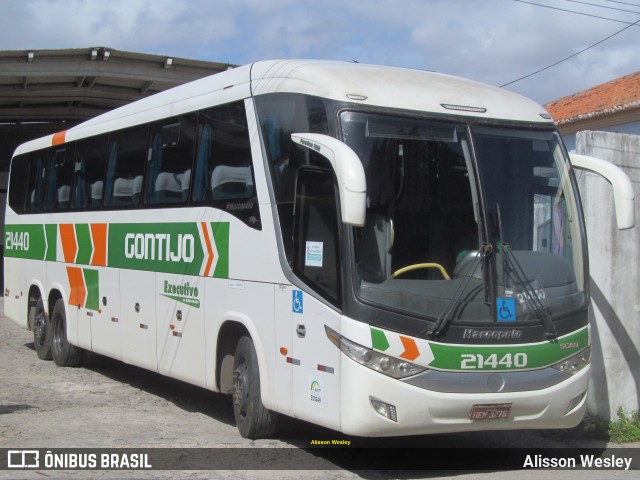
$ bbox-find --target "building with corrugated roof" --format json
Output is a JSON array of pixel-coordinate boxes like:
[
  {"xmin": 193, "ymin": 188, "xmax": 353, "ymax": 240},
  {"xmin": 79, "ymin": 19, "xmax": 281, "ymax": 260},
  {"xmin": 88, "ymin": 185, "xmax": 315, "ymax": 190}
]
[
  {"xmin": 0, "ymin": 47, "xmax": 232, "ymax": 284},
  {"xmin": 544, "ymin": 71, "xmax": 640, "ymax": 151}
]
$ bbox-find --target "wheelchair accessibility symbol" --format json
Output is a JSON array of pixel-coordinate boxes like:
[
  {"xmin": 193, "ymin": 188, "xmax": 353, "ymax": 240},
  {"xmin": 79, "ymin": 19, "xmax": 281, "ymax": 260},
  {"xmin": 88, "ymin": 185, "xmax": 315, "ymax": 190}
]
[
  {"xmin": 292, "ymin": 290, "xmax": 304, "ymax": 314},
  {"xmin": 496, "ymin": 297, "xmax": 516, "ymax": 322}
]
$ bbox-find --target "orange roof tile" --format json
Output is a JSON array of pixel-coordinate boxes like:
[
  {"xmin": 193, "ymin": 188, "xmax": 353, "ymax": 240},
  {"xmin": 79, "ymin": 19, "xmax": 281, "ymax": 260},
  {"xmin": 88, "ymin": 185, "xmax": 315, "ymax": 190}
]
[{"xmin": 544, "ymin": 71, "xmax": 640, "ymax": 125}]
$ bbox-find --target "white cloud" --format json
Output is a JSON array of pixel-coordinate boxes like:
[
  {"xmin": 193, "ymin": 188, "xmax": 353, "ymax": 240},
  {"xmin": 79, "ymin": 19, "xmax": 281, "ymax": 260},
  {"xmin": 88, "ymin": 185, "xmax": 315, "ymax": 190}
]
[{"xmin": 0, "ymin": 0, "xmax": 638, "ymax": 103}]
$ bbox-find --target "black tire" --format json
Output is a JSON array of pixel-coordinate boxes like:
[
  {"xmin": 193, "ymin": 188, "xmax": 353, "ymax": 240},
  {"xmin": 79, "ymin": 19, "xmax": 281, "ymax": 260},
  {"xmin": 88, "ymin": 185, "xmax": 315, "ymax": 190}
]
[
  {"xmin": 30, "ymin": 297, "xmax": 52, "ymax": 360},
  {"xmin": 50, "ymin": 299, "xmax": 83, "ymax": 367},
  {"xmin": 232, "ymin": 336, "xmax": 277, "ymax": 439}
]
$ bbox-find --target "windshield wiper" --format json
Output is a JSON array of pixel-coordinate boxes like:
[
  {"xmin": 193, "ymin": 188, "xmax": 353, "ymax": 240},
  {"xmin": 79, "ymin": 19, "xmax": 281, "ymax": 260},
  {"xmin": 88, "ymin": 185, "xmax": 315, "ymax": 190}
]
[
  {"xmin": 425, "ymin": 243, "xmax": 490, "ymax": 338},
  {"xmin": 496, "ymin": 204, "xmax": 557, "ymax": 339},
  {"xmin": 501, "ymin": 243, "xmax": 557, "ymax": 339}
]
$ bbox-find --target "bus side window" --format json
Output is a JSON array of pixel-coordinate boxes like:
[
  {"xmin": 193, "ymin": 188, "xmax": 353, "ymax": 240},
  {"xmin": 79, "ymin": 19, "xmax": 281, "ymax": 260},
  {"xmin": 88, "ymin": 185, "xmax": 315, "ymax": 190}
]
[
  {"xmin": 293, "ymin": 168, "xmax": 341, "ymax": 306},
  {"xmin": 8, "ymin": 154, "xmax": 29, "ymax": 214},
  {"xmin": 73, "ymin": 135, "xmax": 108, "ymax": 209},
  {"xmin": 104, "ymin": 126, "xmax": 147, "ymax": 207},
  {"xmin": 26, "ymin": 153, "xmax": 46, "ymax": 213},
  {"xmin": 44, "ymin": 147, "xmax": 73, "ymax": 211},
  {"xmin": 145, "ymin": 114, "xmax": 196, "ymax": 205},
  {"xmin": 193, "ymin": 101, "xmax": 260, "ymax": 229},
  {"xmin": 255, "ymin": 93, "xmax": 334, "ymax": 265}
]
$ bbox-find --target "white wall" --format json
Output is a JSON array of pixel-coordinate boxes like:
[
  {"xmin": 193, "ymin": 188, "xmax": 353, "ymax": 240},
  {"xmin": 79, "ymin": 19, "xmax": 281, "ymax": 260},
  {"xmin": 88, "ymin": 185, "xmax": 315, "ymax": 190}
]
[
  {"xmin": 575, "ymin": 130, "xmax": 640, "ymax": 421},
  {"xmin": 564, "ymin": 120, "xmax": 640, "ymax": 152}
]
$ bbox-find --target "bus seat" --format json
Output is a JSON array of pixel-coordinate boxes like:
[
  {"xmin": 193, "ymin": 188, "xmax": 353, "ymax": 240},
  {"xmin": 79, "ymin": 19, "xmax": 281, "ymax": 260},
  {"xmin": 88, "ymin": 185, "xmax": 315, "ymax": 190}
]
[
  {"xmin": 181, "ymin": 169, "xmax": 191, "ymax": 201},
  {"xmin": 91, "ymin": 181, "xmax": 103, "ymax": 207},
  {"xmin": 211, "ymin": 165, "xmax": 253, "ymax": 200},
  {"xmin": 132, "ymin": 175, "xmax": 143, "ymax": 204},
  {"xmin": 57, "ymin": 185, "xmax": 70, "ymax": 209},
  {"xmin": 112, "ymin": 178, "xmax": 134, "ymax": 205},
  {"xmin": 154, "ymin": 172, "xmax": 183, "ymax": 203}
]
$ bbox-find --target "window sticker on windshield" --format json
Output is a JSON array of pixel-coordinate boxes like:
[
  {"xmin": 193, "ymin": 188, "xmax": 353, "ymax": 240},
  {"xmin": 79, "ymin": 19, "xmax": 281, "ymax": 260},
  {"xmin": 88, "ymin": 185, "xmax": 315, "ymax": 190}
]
[
  {"xmin": 497, "ymin": 297, "xmax": 517, "ymax": 322},
  {"xmin": 305, "ymin": 241, "xmax": 323, "ymax": 267},
  {"xmin": 514, "ymin": 279, "xmax": 548, "ymax": 314}
]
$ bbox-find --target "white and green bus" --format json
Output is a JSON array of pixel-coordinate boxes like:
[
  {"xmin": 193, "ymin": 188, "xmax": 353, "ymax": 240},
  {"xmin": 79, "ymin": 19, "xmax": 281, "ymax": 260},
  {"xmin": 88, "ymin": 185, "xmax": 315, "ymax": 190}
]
[{"xmin": 4, "ymin": 60, "xmax": 634, "ymax": 438}]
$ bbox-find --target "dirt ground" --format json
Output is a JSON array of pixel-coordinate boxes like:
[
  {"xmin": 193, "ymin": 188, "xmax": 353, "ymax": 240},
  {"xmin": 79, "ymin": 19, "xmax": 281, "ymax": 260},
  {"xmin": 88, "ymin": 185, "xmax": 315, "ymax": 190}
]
[{"xmin": 0, "ymin": 298, "xmax": 637, "ymax": 479}]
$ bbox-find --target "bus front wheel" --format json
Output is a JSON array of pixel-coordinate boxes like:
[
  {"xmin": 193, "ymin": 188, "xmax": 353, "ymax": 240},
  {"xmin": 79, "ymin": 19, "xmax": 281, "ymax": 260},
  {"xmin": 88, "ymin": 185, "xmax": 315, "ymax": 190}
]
[
  {"xmin": 232, "ymin": 336, "xmax": 277, "ymax": 439},
  {"xmin": 50, "ymin": 299, "xmax": 83, "ymax": 367}
]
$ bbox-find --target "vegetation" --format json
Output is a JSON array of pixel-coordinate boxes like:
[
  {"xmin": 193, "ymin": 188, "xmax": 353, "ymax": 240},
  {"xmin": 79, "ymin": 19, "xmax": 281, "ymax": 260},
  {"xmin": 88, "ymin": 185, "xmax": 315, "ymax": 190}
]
[{"xmin": 608, "ymin": 407, "xmax": 640, "ymax": 444}]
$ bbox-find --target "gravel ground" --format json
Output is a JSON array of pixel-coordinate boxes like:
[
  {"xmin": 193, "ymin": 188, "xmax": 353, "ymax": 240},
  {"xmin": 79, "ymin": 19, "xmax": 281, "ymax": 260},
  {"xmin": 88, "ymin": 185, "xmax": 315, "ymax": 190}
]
[{"xmin": 0, "ymin": 298, "xmax": 637, "ymax": 479}]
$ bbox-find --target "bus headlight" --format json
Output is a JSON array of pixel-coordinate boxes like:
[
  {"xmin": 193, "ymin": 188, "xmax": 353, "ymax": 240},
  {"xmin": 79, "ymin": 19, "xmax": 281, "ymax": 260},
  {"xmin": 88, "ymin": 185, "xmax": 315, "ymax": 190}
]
[
  {"xmin": 552, "ymin": 347, "xmax": 591, "ymax": 375},
  {"xmin": 325, "ymin": 325, "xmax": 427, "ymax": 379}
]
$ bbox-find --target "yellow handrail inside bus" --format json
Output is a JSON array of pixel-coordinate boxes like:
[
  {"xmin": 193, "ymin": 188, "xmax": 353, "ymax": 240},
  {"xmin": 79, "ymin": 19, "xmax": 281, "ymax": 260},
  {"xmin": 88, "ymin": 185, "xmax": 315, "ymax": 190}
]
[{"xmin": 390, "ymin": 263, "xmax": 451, "ymax": 280}]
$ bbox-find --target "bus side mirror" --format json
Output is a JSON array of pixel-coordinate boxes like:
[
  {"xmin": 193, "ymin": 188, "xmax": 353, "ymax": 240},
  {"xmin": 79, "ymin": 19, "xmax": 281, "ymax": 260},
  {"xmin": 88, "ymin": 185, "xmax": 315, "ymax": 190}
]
[
  {"xmin": 291, "ymin": 133, "xmax": 366, "ymax": 226},
  {"xmin": 570, "ymin": 153, "xmax": 635, "ymax": 230}
]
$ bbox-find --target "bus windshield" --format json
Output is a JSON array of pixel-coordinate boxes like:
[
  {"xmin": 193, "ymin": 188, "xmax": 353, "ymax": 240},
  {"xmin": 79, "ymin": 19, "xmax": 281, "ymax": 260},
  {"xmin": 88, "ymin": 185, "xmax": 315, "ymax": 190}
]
[{"xmin": 341, "ymin": 111, "xmax": 587, "ymax": 327}]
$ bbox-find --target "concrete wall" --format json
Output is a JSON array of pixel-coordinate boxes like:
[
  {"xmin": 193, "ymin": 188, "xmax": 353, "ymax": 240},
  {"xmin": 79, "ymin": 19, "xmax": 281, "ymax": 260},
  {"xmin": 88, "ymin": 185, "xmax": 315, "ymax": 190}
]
[
  {"xmin": 564, "ymin": 119, "xmax": 640, "ymax": 152},
  {"xmin": 575, "ymin": 130, "xmax": 640, "ymax": 421}
]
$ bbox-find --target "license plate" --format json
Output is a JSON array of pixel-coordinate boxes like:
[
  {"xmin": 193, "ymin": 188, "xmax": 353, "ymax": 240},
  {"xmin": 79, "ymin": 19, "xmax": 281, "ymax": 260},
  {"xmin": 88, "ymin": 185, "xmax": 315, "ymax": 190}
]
[{"xmin": 469, "ymin": 403, "xmax": 512, "ymax": 420}]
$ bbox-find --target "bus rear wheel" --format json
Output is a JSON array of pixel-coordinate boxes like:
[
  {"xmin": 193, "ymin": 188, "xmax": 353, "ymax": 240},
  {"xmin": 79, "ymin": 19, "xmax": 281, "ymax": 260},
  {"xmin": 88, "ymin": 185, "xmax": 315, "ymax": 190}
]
[
  {"xmin": 30, "ymin": 297, "xmax": 52, "ymax": 360},
  {"xmin": 232, "ymin": 336, "xmax": 277, "ymax": 439},
  {"xmin": 50, "ymin": 299, "xmax": 83, "ymax": 367}
]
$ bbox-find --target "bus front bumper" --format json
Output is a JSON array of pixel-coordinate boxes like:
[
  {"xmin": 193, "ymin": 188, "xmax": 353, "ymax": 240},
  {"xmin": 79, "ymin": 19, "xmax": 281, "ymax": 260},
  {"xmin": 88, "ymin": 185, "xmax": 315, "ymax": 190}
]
[{"xmin": 339, "ymin": 354, "xmax": 589, "ymax": 437}]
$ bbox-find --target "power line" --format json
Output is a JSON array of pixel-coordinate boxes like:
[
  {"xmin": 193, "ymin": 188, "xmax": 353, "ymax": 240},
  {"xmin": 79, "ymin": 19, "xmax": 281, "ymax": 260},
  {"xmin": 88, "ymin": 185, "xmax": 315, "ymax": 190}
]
[
  {"xmin": 513, "ymin": 0, "xmax": 640, "ymax": 25},
  {"xmin": 603, "ymin": 0, "xmax": 640, "ymax": 7},
  {"xmin": 565, "ymin": 0, "xmax": 640, "ymax": 14},
  {"xmin": 500, "ymin": 17, "xmax": 640, "ymax": 87}
]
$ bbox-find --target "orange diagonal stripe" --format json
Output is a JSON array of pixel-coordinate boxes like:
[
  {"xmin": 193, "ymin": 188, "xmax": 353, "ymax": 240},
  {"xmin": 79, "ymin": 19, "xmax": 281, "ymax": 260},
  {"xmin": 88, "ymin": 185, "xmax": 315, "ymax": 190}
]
[
  {"xmin": 399, "ymin": 336, "xmax": 420, "ymax": 361},
  {"xmin": 90, "ymin": 223, "xmax": 107, "ymax": 266},
  {"xmin": 201, "ymin": 222, "xmax": 214, "ymax": 277},
  {"xmin": 52, "ymin": 130, "xmax": 67, "ymax": 146},
  {"xmin": 59, "ymin": 224, "xmax": 78, "ymax": 263},
  {"xmin": 67, "ymin": 266, "xmax": 86, "ymax": 307}
]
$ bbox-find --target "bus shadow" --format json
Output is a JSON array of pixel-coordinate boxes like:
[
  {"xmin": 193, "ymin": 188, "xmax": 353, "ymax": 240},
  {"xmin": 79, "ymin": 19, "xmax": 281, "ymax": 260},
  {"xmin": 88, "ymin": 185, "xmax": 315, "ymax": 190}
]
[
  {"xmin": 79, "ymin": 351, "xmax": 237, "ymax": 428},
  {"xmin": 273, "ymin": 418, "xmax": 610, "ymax": 478},
  {"xmin": 0, "ymin": 404, "xmax": 35, "ymax": 414}
]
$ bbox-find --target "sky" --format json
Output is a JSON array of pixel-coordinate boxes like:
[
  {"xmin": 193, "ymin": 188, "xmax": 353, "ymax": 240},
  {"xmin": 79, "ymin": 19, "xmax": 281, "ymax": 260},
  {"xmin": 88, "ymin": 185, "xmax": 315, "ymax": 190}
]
[{"xmin": 1, "ymin": 0, "xmax": 639, "ymax": 104}]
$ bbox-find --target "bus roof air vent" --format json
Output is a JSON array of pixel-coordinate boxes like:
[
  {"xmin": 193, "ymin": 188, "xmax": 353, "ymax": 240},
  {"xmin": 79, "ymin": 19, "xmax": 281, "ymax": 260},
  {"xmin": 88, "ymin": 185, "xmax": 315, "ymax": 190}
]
[{"xmin": 441, "ymin": 103, "xmax": 487, "ymax": 113}]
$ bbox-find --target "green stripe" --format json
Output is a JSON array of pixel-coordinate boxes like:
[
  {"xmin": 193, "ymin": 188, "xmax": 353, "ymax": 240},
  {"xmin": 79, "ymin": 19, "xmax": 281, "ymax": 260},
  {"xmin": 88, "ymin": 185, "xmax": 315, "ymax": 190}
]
[
  {"xmin": 75, "ymin": 224, "xmax": 92, "ymax": 265},
  {"xmin": 211, "ymin": 222, "xmax": 229, "ymax": 278},
  {"xmin": 107, "ymin": 222, "xmax": 229, "ymax": 278},
  {"xmin": 83, "ymin": 268, "xmax": 100, "ymax": 311},
  {"xmin": 108, "ymin": 223, "xmax": 204, "ymax": 275},
  {"xmin": 4, "ymin": 224, "xmax": 47, "ymax": 260},
  {"xmin": 5, "ymin": 222, "xmax": 230, "ymax": 280},
  {"xmin": 371, "ymin": 328, "xmax": 390, "ymax": 351},
  {"xmin": 44, "ymin": 224, "xmax": 57, "ymax": 261},
  {"xmin": 428, "ymin": 327, "xmax": 589, "ymax": 371}
]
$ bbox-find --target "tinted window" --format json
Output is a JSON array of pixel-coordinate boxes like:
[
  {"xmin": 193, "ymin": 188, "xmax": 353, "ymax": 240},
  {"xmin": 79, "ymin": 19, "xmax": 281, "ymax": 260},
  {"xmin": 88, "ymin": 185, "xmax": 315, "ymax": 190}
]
[
  {"xmin": 256, "ymin": 93, "xmax": 333, "ymax": 261},
  {"xmin": 104, "ymin": 126, "xmax": 148, "ymax": 207},
  {"xmin": 44, "ymin": 147, "xmax": 73, "ymax": 211},
  {"xmin": 25, "ymin": 151, "xmax": 47, "ymax": 213},
  {"xmin": 9, "ymin": 101, "xmax": 260, "ymax": 222},
  {"xmin": 8, "ymin": 154, "xmax": 29, "ymax": 213},
  {"xmin": 293, "ymin": 168, "xmax": 341, "ymax": 305},
  {"xmin": 72, "ymin": 135, "xmax": 108, "ymax": 209},
  {"xmin": 193, "ymin": 101, "xmax": 260, "ymax": 228},
  {"xmin": 145, "ymin": 114, "xmax": 196, "ymax": 205}
]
